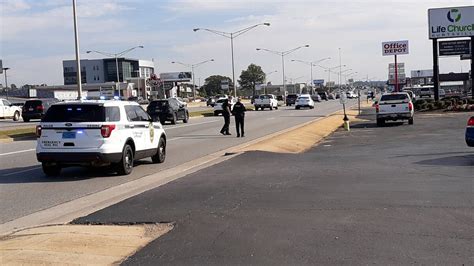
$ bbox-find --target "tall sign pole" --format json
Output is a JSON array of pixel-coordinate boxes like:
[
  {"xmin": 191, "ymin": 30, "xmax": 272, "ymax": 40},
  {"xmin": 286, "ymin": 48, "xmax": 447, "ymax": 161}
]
[
  {"xmin": 432, "ymin": 39, "xmax": 439, "ymax": 101},
  {"xmin": 471, "ymin": 36, "xmax": 474, "ymax": 98},
  {"xmin": 394, "ymin": 54, "xmax": 398, "ymax": 92},
  {"xmin": 72, "ymin": 0, "xmax": 82, "ymax": 99}
]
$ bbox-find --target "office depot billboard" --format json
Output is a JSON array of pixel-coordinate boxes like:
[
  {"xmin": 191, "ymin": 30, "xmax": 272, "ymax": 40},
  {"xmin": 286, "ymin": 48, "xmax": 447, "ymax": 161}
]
[{"xmin": 382, "ymin": 40, "xmax": 409, "ymax": 56}]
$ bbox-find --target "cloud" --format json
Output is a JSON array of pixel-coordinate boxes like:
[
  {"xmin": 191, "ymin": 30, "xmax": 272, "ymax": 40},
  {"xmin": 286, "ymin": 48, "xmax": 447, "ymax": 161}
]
[
  {"xmin": 0, "ymin": 0, "xmax": 31, "ymax": 13},
  {"xmin": 1, "ymin": 0, "xmax": 472, "ymax": 86}
]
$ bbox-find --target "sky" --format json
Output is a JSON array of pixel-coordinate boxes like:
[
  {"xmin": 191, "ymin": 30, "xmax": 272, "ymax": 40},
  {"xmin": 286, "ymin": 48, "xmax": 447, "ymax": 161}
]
[{"xmin": 0, "ymin": 0, "xmax": 472, "ymax": 87}]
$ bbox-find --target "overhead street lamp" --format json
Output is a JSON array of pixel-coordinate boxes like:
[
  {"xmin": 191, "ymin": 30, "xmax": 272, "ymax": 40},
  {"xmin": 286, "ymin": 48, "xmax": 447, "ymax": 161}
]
[
  {"xmin": 256, "ymin": 45, "xmax": 310, "ymax": 92},
  {"xmin": 291, "ymin": 57, "xmax": 330, "ymax": 88},
  {"xmin": 172, "ymin": 59, "xmax": 214, "ymax": 100},
  {"xmin": 86, "ymin": 45, "xmax": 144, "ymax": 97},
  {"xmin": 2, "ymin": 67, "xmax": 10, "ymax": 99},
  {"xmin": 289, "ymin": 75, "xmax": 305, "ymax": 84},
  {"xmin": 193, "ymin": 23, "xmax": 270, "ymax": 98},
  {"xmin": 320, "ymin": 64, "xmax": 346, "ymax": 91}
]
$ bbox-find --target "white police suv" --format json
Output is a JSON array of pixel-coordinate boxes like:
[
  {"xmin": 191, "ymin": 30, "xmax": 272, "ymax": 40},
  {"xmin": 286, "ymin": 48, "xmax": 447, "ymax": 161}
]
[{"xmin": 36, "ymin": 100, "xmax": 166, "ymax": 176}]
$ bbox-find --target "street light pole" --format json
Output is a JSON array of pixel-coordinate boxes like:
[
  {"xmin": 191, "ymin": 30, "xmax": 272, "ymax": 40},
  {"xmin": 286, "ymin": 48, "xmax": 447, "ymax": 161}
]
[
  {"xmin": 256, "ymin": 45, "xmax": 310, "ymax": 93},
  {"xmin": 172, "ymin": 59, "xmax": 214, "ymax": 100},
  {"xmin": 72, "ymin": 0, "xmax": 82, "ymax": 99},
  {"xmin": 291, "ymin": 57, "xmax": 330, "ymax": 91},
  {"xmin": 193, "ymin": 23, "xmax": 270, "ymax": 98},
  {"xmin": 87, "ymin": 45, "xmax": 144, "ymax": 98}
]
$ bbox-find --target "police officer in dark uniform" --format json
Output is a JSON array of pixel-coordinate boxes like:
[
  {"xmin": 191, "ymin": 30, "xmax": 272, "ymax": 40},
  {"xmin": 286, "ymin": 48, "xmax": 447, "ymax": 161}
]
[
  {"xmin": 232, "ymin": 98, "xmax": 246, "ymax": 137},
  {"xmin": 220, "ymin": 97, "xmax": 232, "ymax": 135}
]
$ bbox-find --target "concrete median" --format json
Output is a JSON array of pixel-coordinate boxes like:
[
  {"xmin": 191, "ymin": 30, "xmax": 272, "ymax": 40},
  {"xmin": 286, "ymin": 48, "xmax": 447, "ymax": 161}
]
[{"xmin": 238, "ymin": 103, "xmax": 371, "ymax": 154}]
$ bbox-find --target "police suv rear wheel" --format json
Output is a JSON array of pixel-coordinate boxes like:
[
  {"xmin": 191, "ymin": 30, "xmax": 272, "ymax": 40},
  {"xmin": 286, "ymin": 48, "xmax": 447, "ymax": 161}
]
[
  {"xmin": 42, "ymin": 163, "xmax": 61, "ymax": 176},
  {"xmin": 115, "ymin": 144, "xmax": 134, "ymax": 175},
  {"xmin": 152, "ymin": 136, "xmax": 166, "ymax": 163}
]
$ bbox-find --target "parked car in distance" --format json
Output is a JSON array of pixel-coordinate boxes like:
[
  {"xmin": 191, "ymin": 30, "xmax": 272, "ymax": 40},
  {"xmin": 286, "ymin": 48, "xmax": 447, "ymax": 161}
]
[
  {"xmin": 375, "ymin": 92, "xmax": 414, "ymax": 126},
  {"xmin": 418, "ymin": 87, "xmax": 433, "ymax": 98},
  {"xmin": 127, "ymin": 96, "xmax": 149, "ymax": 105},
  {"xmin": 147, "ymin": 98, "xmax": 189, "ymax": 124},
  {"xmin": 206, "ymin": 97, "xmax": 216, "ymax": 107},
  {"xmin": 285, "ymin": 94, "xmax": 298, "ymax": 106},
  {"xmin": 402, "ymin": 89, "xmax": 416, "ymax": 101},
  {"xmin": 36, "ymin": 100, "xmax": 167, "ymax": 176},
  {"xmin": 22, "ymin": 98, "xmax": 60, "ymax": 122},
  {"xmin": 310, "ymin": 94, "xmax": 322, "ymax": 102},
  {"xmin": 254, "ymin": 94, "xmax": 279, "ymax": 111},
  {"xmin": 0, "ymin": 98, "xmax": 22, "ymax": 121},
  {"xmin": 295, "ymin": 94, "xmax": 315, "ymax": 109},
  {"xmin": 439, "ymin": 89, "xmax": 446, "ymax": 98},
  {"xmin": 346, "ymin": 90, "xmax": 358, "ymax": 98},
  {"xmin": 466, "ymin": 116, "xmax": 474, "ymax": 147},
  {"xmin": 276, "ymin": 95, "xmax": 285, "ymax": 106},
  {"xmin": 213, "ymin": 97, "xmax": 236, "ymax": 116},
  {"xmin": 317, "ymin": 92, "xmax": 329, "ymax": 101}
]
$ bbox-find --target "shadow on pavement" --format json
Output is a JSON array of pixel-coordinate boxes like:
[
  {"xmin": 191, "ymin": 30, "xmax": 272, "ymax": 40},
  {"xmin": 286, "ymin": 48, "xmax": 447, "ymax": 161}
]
[{"xmin": 415, "ymin": 155, "xmax": 474, "ymax": 167}]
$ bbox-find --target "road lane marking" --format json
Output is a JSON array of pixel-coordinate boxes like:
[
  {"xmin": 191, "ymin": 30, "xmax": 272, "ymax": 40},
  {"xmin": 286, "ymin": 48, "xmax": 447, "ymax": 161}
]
[
  {"xmin": 2, "ymin": 166, "xmax": 41, "ymax": 177},
  {"xmin": 0, "ymin": 149, "xmax": 36, "ymax": 156},
  {"xmin": 164, "ymin": 119, "xmax": 220, "ymax": 130}
]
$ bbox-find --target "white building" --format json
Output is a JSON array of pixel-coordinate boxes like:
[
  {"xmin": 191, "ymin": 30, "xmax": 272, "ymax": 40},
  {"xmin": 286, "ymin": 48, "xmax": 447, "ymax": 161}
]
[{"xmin": 62, "ymin": 58, "xmax": 154, "ymax": 85}]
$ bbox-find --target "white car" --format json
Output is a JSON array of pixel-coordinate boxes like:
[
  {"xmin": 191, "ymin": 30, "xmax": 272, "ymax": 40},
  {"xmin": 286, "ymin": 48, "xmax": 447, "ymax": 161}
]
[
  {"xmin": 254, "ymin": 94, "xmax": 279, "ymax": 111},
  {"xmin": 0, "ymin": 98, "xmax": 22, "ymax": 121},
  {"xmin": 418, "ymin": 87, "xmax": 433, "ymax": 98},
  {"xmin": 295, "ymin": 94, "xmax": 315, "ymax": 109},
  {"xmin": 213, "ymin": 97, "xmax": 235, "ymax": 116},
  {"xmin": 36, "ymin": 100, "xmax": 166, "ymax": 176}
]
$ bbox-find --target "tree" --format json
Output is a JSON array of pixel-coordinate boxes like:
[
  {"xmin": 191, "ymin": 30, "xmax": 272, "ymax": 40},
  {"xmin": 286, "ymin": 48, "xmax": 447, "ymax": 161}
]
[
  {"xmin": 203, "ymin": 75, "xmax": 232, "ymax": 96},
  {"xmin": 238, "ymin": 64, "xmax": 266, "ymax": 97}
]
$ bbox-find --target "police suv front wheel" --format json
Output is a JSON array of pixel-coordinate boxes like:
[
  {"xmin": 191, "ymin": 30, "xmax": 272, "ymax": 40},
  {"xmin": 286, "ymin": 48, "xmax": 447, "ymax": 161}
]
[
  {"xmin": 152, "ymin": 136, "xmax": 166, "ymax": 163},
  {"xmin": 115, "ymin": 144, "xmax": 134, "ymax": 175}
]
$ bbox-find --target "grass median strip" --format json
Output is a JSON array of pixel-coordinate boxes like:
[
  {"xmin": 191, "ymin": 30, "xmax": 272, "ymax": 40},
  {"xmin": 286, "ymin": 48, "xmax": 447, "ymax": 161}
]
[{"xmin": 0, "ymin": 127, "xmax": 36, "ymax": 140}]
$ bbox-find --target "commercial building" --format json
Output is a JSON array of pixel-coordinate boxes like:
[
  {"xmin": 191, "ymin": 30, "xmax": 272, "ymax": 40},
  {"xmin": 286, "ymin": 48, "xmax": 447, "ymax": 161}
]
[{"xmin": 62, "ymin": 58, "xmax": 155, "ymax": 98}]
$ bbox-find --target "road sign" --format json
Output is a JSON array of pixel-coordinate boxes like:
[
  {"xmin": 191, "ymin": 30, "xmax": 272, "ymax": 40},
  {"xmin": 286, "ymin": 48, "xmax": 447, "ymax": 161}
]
[
  {"xmin": 339, "ymin": 91, "xmax": 348, "ymax": 104},
  {"xmin": 429, "ymin": 6, "xmax": 474, "ymax": 39},
  {"xmin": 313, "ymin": 79, "xmax": 324, "ymax": 85},
  {"xmin": 382, "ymin": 40, "xmax": 409, "ymax": 56},
  {"xmin": 221, "ymin": 80, "xmax": 229, "ymax": 90},
  {"xmin": 439, "ymin": 40, "xmax": 471, "ymax": 56},
  {"xmin": 460, "ymin": 54, "xmax": 472, "ymax": 60}
]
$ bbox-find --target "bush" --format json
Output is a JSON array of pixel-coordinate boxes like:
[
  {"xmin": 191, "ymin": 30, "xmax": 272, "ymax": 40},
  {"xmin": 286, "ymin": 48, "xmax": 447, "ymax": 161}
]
[{"xmin": 426, "ymin": 103, "xmax": 435, "ymax": 110}]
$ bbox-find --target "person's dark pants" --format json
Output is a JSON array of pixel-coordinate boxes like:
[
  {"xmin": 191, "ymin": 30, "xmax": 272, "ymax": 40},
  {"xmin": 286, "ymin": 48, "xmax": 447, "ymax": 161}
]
[
  {"xmin": 220, "ymin": 114, "xmax": 230, "ymax": 134},
  {"xmin": 235, "ymin": 116, "xmax": 244, "ymax": 136}
]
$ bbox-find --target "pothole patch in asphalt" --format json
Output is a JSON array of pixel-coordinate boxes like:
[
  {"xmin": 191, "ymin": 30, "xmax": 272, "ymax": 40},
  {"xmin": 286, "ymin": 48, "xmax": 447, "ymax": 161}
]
[{"xmin": 0, "ymin": 223, "xmax": 173, "ymax": 265}]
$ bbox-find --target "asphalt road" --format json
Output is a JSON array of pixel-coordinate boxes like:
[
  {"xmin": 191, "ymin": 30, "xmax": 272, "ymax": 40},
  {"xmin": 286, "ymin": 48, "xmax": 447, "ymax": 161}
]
[
  {"xmin": 0, "ymin": 99, "xmax": 356, "ymax": 224},
  {"xmin": 75, "ymin": 109, "xmax": 473, "ymax": 265}
]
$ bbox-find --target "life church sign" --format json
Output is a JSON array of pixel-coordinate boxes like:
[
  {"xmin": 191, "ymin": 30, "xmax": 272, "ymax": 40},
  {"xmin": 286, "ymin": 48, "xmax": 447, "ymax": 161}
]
[
  {"xmin": 429, "ymin": 6, "xmax": 474, "ymax": 39},
  {"xmin": 428, "ymin": 6, "xmax": 474, "ymax": 101}
]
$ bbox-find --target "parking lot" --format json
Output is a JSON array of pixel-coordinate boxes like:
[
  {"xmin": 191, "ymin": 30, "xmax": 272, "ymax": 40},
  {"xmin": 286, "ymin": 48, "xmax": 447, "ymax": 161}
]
[{"xmin": 73, "ymin": 109, "xmax": 473, "ymax": 264}]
